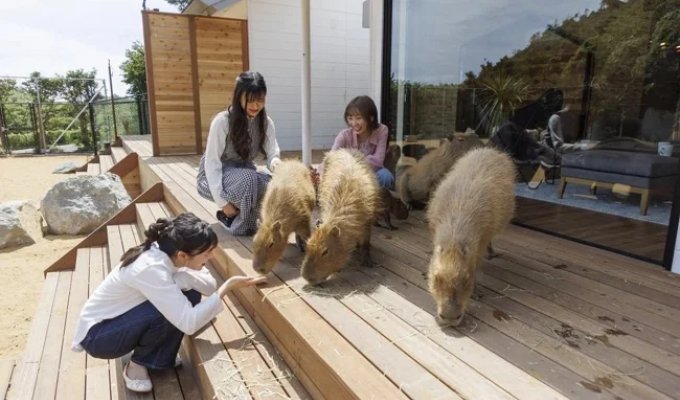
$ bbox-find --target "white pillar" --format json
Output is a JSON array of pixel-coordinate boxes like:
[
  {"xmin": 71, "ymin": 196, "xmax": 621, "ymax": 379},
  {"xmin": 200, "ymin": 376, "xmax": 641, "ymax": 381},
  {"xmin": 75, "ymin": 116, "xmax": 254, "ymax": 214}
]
[
  {"xmin": 394, "ymin": 0, "xmax": 407, "ymax": 145},
  {"xmin": 369, "ymin": 0, "xmax": 384, "ymax": 116},
  {"xmin": 301, "ymin": 0, "xmax": 312, "ymax": 165}
]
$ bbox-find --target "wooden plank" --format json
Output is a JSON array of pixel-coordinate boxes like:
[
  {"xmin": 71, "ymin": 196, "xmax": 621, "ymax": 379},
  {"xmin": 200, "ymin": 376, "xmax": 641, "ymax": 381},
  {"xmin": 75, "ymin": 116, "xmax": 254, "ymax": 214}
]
[
  {"xmin": 99, "ymin": 155, "xmax": 115, "ymax": 172},
  {"xmin": 189, "ymin": 16, "xmax": 203, "ymax": 154},
  {"xmin": 110, "ymin": 146, "xmax": 130, "ymax": 163},
  {"xmin": 33, "ymin": 271, "xmax": 73, "ymax": 399},
  {"xmin": 472, "ymin": 280, "xmax": 680, "ymax": 398},
  {"xmin": 0, "ymin": 359, "xmax": 15, "ymax": 400},
  {"xmin": 55, "ymin": 248, "xmax": 91, "ymax": 400},
  {"xmin": 211, "ymin": 281, "xmax": 302, "ymax": 399},
  {"xmin": 8, "ymin": 272, "xmax": 59, "ymax": 399},
  {"xmin": 87, "ymin": 162, "xmax": 101, "ymax": 175},
  {"xmin": 86, "ymin": 247, "xmax": 112, "ymax": 400},
  {"xmin": 149, "ymin": 368, "xmax": 184, "ymax": 400},
  {"xmin": 174, "ymin": 345, "xmax": 203, "ymax": 400}
]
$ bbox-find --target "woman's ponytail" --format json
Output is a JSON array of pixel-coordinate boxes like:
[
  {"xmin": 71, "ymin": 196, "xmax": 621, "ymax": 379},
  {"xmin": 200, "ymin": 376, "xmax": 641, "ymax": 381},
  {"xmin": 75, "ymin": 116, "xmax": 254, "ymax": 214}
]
[
  {"xmin": 120, "ymin": 218, "xmax": 173, "ymax": 267},
  {"xmin": 119, "ymin": 213, "xmax": 217, "ymax": 268}
]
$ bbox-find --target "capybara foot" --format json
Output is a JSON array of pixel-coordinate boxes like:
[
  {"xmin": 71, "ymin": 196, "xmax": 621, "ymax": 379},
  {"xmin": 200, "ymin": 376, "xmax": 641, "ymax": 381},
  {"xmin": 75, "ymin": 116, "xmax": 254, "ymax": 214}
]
[{"xmin": 295, "ymin": 234, "xmax": 307, "ymax": 253}]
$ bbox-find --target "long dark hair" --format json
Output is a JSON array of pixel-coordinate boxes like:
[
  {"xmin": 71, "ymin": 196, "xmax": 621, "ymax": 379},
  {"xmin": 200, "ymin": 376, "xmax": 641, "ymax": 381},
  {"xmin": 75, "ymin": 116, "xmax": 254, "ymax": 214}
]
[
  {"xmin": 120, "ymin": 212, "xmax": 218, "ymax": 267},
  {"xmin": 344, "ymin": 95, "xmax": 380, "ymax": 132},
  {"xmin": 228, "ymin": 71, "xmax": 268, "ymax": 161}
]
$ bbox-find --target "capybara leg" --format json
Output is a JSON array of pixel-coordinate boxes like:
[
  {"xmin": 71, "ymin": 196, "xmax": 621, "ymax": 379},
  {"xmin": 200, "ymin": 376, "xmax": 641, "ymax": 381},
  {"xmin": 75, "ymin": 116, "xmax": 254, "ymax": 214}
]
[
  {"xmin": 295, "ymin": 234, "xmax": 306, "ymax": 253},
  {"xmin": 295, "ymin": 221, "xmax": 311, "ymax": 253},
  {"xmin": 359, "ymin": 241, "xmax": 373, "ymax": 267},
  {"xmin": 486, "ymin": 244, "xmax": 498, "ymax": 259},
  {"xmin": 375, "ymin": 188, "xmax": 398, "ymax": 230}
]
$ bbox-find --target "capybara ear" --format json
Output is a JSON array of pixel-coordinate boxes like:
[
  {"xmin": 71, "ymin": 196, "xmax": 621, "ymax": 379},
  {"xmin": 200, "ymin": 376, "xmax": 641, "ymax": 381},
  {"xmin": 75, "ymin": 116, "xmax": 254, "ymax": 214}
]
[
  {"xmin": 256, "ymin": 218, "xmax": 262, "ymax": 228},
  {"xmin": 273, "ymin": 220, "xmax": 282, "ymax": 233},
  {"xmin": 446, "ymin": 133, "xmax": 455, "ymax": 142},
  {"xmin": 331, "ymin": 225, "xmax": 341, "ymax": 237}
]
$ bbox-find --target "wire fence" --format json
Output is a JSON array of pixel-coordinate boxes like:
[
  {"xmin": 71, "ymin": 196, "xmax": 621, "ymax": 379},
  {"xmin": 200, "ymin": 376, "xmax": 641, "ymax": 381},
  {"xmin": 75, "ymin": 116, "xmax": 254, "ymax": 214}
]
[{"xmin": 0, "ymin": 95, "xmax": 149, "ymax": 155}]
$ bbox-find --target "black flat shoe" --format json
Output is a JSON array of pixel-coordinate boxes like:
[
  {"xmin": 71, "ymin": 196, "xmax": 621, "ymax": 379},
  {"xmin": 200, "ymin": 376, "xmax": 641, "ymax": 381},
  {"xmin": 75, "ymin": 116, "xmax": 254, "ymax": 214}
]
[{"xmin": 216, "ymin": 210, "xmax": 235, "ymax": 228}]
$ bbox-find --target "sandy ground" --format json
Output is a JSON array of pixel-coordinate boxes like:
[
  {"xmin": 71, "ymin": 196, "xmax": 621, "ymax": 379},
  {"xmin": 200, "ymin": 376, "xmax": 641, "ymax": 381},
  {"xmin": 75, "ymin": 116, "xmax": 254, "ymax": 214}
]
[{"xmin": 0, "ymin": 155, "xmax": 91, "ymax": 358}]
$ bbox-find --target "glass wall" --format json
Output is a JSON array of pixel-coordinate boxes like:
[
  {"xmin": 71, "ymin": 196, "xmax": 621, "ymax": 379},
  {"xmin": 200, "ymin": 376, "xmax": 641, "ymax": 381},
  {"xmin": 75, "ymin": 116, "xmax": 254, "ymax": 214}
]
[{"xmin": 386, "ymin": 0, "xmax": 680, "ymax": 265}]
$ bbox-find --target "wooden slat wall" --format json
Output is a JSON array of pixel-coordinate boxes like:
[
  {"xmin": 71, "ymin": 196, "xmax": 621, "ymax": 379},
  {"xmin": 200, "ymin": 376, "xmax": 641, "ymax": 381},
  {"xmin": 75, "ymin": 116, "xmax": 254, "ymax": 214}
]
[
  {"xmin": 196, "ymin": 17, "xmax": 247, "ymax": 152},
  {"xmin": 143, "ymin": 11, "xmax": 247, "ymax": 156}
]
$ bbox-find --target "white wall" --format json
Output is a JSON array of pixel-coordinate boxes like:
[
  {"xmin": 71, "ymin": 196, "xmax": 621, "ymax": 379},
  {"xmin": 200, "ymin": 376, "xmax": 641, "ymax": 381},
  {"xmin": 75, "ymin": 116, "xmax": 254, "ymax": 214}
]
[{"xmin": 247, "ymin": 0, "xmax": 371, "ymax": 151}]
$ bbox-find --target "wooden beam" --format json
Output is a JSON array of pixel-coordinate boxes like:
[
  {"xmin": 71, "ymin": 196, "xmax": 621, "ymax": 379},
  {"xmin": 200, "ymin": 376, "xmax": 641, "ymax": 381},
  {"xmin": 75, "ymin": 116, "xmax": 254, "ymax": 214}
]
[{"xmin": 142, "ymin": 11, "xmax": 160, "ymax": 157}]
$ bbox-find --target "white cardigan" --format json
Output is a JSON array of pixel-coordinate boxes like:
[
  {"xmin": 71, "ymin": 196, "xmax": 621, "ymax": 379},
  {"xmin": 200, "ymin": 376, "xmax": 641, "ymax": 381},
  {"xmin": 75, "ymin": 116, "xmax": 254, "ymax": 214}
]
[
  {"xmin": 204, "ymin": 111, "xmax": 281, "ymax": 208},
  {"xmin": 72, "ymin": 245, "xmax": 223, "ymax": 351}
]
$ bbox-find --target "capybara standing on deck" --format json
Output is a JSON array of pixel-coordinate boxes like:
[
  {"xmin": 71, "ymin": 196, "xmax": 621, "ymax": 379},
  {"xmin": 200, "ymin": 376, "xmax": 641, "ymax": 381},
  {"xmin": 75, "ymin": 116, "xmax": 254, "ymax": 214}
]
[
  {"xmin": 252, "ymin": 160, "xmax": 316, "ymax": 274},
  {"xmin": 398, "ymin": 132, "xmax": 484, "ymax": 207},
  {"xmin": 427, "ymin": 147, "xmax": 515, "ymax": 327},
  {"xmin": 301, "ymin": 149, "xmax": 380, "ymax": 285}
]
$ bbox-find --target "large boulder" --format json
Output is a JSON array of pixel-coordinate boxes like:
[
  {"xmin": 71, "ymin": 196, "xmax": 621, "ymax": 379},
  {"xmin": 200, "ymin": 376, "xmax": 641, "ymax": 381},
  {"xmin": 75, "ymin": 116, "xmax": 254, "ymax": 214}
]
[
  {"xmin": 0, "ymin": 201, "xmax": 42, "ymax": 249},
  {"xmin": 41, "ymin": 173, "xmax": 132, "ymax": 235}
]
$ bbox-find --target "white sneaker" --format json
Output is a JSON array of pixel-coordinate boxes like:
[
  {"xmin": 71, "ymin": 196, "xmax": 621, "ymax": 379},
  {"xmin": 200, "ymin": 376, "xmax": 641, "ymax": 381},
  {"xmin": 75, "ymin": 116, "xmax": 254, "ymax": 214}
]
[{"xmin": 123, "ymin": 362, "xmax": 153, "ymax": 393}]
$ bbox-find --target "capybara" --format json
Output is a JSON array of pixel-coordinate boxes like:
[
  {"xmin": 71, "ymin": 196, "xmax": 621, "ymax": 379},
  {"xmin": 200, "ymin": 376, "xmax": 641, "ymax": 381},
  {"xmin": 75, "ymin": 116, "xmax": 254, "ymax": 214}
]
[
  {"xmin": 397, "ymin": 132, "xmax": 484, "ymax": 207},
  {"xmin": 252, "ymin": 160, "xmax": 316, "ymax": 274},
  {"xmin": 301, "ymin": 149, "xmax": 380, "ymax": 285},
  {"xmin": 427, "ymin": 147, "xmax": 515, "ymax": 326}
]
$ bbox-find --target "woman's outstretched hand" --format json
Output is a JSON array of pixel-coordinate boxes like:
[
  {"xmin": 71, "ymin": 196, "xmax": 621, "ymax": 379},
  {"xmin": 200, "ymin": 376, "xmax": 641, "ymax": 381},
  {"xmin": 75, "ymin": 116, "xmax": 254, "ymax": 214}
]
[{"xmin": 219, "ymin": 275, "xmax": 267, "ymax": 297}]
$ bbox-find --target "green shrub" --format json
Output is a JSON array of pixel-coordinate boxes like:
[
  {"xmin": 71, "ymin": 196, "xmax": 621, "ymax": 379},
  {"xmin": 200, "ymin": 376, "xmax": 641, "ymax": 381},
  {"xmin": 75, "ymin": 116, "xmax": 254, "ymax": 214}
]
[{"xmin": 7, "ymin": 132, "xmax": 36, "ymax": 149}]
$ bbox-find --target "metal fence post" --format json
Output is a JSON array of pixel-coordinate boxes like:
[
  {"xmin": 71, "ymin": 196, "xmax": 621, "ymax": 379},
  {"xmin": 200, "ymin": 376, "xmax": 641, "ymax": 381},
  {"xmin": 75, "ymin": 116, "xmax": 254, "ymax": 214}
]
[{"xmin": 89, "ymin": 102, "xmax": 98, "ymax": 155}]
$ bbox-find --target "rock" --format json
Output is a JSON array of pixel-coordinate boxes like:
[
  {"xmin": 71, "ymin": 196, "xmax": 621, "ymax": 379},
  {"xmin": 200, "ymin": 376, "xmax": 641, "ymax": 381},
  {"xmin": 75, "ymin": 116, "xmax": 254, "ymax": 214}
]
[
  {"xmin": 41, "ymin": 173, "xmax": 132, "ymax": 235},
  {"xmin": 53, "ymin": 161, "xmax": 81, "ymax": 174},
  {"xmin": 0, "ymin": 201, "xmax": 42, "ymax": 249}
]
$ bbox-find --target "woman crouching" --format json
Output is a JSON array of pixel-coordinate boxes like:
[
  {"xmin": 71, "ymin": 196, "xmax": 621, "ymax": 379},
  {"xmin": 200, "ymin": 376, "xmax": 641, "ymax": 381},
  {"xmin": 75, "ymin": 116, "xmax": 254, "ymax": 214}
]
[{"xmin": 71, "ymin": 212, "xmax": 265, "ymax": 393}]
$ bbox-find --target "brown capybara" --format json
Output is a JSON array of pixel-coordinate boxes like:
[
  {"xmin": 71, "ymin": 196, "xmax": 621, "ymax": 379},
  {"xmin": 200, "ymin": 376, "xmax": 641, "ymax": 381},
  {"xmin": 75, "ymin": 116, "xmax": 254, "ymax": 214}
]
[
  {"xmin": 397, "ymin": 132, "xmax": 484, "ymax": 207},
  {"xmin": 301, "ymin": 149, "xmax": 380, "ymax": 285},
  {"xmin": 252, "ymin": 160, "xmax": 316, "ymax": 274},
  {"xmin": 427, "ymin": 147, "xmax": 515, "ymax": 327}
]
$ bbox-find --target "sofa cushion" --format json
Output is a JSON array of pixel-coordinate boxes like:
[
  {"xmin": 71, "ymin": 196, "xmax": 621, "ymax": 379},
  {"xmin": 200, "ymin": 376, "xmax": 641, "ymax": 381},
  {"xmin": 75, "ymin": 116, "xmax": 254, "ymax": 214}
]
[{"xmin": 561, "ymin": 150, "xmax": 678, "ymax": 178}]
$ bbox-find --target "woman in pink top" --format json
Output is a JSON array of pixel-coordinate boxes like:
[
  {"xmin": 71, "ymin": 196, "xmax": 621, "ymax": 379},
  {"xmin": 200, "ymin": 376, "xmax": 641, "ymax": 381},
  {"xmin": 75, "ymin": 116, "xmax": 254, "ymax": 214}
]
[{"xmin": 331, "ymin": 95, "xmax": 394, "ymax": 189}]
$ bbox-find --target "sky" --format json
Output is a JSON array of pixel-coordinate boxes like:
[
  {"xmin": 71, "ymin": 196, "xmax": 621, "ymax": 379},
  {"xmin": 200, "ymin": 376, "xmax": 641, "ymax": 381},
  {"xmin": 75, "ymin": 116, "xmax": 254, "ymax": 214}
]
[{"xmin": 0, "ymin": 0, "xmax": 178, "ymax": 97}]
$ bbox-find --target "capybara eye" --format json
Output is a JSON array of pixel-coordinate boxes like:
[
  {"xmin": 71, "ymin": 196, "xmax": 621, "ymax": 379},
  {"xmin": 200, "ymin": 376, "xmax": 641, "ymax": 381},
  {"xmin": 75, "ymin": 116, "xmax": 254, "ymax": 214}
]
[
  {"xmin": 268, "ymin": 241, "xmax": 274, "ymax": 248},
  {"xmin": 321, "ymin": 248, "xmax": 329, "ymax": 256}
]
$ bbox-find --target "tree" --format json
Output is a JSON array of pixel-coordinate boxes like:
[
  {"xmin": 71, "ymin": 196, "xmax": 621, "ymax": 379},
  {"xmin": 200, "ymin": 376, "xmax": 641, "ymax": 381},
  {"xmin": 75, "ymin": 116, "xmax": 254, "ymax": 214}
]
[
  {"xmin": 120, "ymin": 41, "xmax": 147, "ymax": 98},
  {"xmin": 164, "ymin": 0, "xmax": 190, "ymax": 11},
  {"xmin": 21, "ymin": 71, "xmax": 64, "ymax": 138},
  {"xmin": 0, "ymin": 79, "xmax": 16, "ymax": 104},
  {"xmin": 62, "ymin": 69, "xmax": 100, "ymax": 148}
]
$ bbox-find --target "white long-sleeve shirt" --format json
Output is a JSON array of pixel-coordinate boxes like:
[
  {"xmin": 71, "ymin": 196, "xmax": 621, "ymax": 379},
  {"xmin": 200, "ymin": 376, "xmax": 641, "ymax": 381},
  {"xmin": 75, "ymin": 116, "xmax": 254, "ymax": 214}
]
[
  {"xmin": 72, "ymin": 245, "xmax": 223, "ymax": 351},
  {"xmin": 204, "ymin": 110, "xmax": 281, "ymax": 208}
]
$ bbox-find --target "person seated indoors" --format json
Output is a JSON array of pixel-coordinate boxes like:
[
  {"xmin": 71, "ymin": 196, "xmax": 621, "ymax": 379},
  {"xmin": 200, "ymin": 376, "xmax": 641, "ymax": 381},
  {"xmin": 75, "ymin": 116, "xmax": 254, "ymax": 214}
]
[
  {"xmin": 491, "ymin": 121, "xmax": 560, "ymax": 168},
  {"xmin": 72, "ymin": 212, "xmax": 266, "ymax": 393}
]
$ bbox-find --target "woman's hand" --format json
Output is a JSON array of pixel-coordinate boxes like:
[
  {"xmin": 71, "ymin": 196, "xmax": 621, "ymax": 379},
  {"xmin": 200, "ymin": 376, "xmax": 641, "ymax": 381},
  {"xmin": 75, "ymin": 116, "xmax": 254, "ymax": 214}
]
[{"xmin": 218, "ymin": 275, "xmax": 267, "ymax": 297}]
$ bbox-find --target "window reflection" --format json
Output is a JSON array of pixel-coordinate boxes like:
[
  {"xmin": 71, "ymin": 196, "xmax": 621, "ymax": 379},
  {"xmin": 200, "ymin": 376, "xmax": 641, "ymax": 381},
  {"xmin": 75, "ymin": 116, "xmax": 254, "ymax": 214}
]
[{"xmin": 387, "ymin": 0, "xmax": 679, "ymax": 264}]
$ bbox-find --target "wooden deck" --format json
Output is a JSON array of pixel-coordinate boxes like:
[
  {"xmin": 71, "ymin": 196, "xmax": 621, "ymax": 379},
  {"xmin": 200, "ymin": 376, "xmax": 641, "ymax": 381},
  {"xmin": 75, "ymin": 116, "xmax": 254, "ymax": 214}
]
[
  {"xmin": 515, "ymin": 197, "xmax": 667, "ymax": 264},
  {"xmin": 115, "ymin": 135, "xmax": 680, "ymax": 399}
]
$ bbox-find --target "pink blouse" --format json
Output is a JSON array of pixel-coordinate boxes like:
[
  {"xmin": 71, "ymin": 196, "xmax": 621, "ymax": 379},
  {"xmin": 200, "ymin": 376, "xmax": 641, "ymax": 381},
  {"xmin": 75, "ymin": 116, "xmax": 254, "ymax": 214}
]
[{"xmin": 331, "ymin": 124, "xmax": 389, "ymax": 170}]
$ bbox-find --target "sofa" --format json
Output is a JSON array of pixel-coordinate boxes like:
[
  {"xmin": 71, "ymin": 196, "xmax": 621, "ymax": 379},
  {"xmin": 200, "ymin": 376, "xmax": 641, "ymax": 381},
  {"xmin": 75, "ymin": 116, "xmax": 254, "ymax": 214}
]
[{"xmin": 558, "ymin": 150, "xmax": 678, "ymax": 215}]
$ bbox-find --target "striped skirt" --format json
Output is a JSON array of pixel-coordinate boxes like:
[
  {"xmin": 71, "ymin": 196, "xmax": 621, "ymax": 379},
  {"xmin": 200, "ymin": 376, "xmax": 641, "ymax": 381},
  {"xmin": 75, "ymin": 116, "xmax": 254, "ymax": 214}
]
[{"xmin": 196, "ymin": 155, "xmax": 271, "ymax": 236}]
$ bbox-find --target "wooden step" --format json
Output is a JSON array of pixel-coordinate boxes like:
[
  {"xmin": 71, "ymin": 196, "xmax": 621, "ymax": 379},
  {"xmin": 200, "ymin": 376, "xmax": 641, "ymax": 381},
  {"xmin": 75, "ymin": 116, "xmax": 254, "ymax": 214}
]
[
  {"xmin": 86, "ymin": 162, "xmax": 100, "ymax": 175},
  {"xmin": 99, "ymin": 155, "xmax": 114, "ymax": 173},
  {"xmin": 111, "ymin": 146, "xmax": 130, "ymax": 164},
  {"xmin": 0, "ymin": 359, "xmax": 15, "ymax": 400},
  {"xmin": 106, "ymin": 223, "xmax": 202, "ymax": 400},
  {"xmin": 134, "ymin": 202, "xmax": 310, "ymax": 400}
]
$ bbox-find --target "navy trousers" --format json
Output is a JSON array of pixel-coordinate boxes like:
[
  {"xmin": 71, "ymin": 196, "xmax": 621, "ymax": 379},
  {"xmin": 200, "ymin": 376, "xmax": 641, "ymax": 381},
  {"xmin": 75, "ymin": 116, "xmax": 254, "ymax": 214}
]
[{"xmin": 80, "ymin": 290, "xmax": 201, "ymax": 369}]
